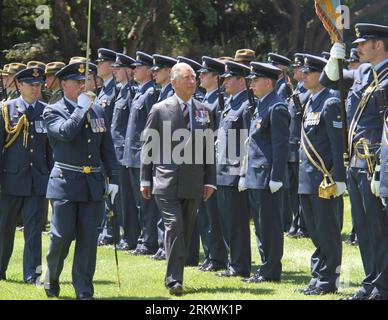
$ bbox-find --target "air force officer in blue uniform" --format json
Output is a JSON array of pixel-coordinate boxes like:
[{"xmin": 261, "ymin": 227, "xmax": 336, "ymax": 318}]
[
  {"xmin": 0, "ymin": 67, "xmax": 51, "ymax": 284},
  {"xmin": 43, "ymin": 62, "xmax": 119, "ymax": 300}
]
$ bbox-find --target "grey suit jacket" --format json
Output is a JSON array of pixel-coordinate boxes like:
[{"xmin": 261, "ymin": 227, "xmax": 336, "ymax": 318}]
[{"xmin": 140, "ymin": 95, "xmax": 216, "ymax": 199}]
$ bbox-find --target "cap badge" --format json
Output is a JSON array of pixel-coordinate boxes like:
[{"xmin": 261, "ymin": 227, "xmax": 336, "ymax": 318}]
[
  {"xmin": 79, "ymin": 64, "xmax": 86, "ymax": 74},
  {"xmin": 32, "ymin": 69, "xmax": 39, "ymax": 78}
]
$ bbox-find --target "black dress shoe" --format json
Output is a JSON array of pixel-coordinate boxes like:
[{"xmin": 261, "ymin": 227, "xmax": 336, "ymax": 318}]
[
  {"xmin": 25, "ymin": 276, "xmax": 38, "ymax": 285},
  {"xmin": 77, "ymin": 293, "xmax": 94, "ymax": 300},
  {"xmin": 216, "ymin": 270, "xmax": 250, "ymax": 278},
  {"xmin": 198, "ymin": 263, "xmax": 210, "ymax": 271},
  {"xmin": 296, "ymin": 284, "xmax": 316, "ymax": 293},
  {"xmin": 304, "ymin": 287, "xmax": 337, "ymax": 295},
  {"xmin": 205, "ymin": 264, "xmax": 226, "ymax": 272},
  {"xmin": 128, "ymin": 248, "xmax": 155, "ymax": 255},
  {"xmin": 368, "ymin": 292, "xmax": 385, "ymax": 300},
  {"xmin": 44, "ymin": 280, "xmax": 60, "ymax": 298},
  {"xmin": 341, "ymin": 290, "xmax": 370, "ymax": 300},
  {"xmin": 242, "ymin": 275, "xmax": 280, "ymax": 283},
  {"xmin": 168, "ymin": 282, "xmax": 183, "ymax": 296},
  {"xmin": 0, "ymin": 273, "xmax": 6, "ymax": 281}
]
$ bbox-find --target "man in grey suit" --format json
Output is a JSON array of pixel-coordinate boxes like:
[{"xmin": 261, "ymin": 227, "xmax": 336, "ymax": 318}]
[{"xmin": 140, "ymin": 63, "xmax": 216, "ymax": 296}]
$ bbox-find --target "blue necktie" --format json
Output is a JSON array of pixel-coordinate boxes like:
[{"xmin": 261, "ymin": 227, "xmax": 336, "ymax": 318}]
[{"xmin": 27, "ymin": 105, "xmax": 34, "ymax": 119}]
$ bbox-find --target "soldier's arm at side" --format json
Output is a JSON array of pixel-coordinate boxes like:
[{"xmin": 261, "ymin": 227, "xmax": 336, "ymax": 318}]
[
  {"xmin": 323, "ymin": 98, "xmax": 346, "ymax": 182},
  {"xmin": 43, "ymin": 105, "xmax": 89, "ymax": 143},
  {"xmin": 203, "ymin": 106, "xmax": 217, "ymax": 188},
  {"xmin": 270, "ymin": 104, "xmax": 290, "ymax": 182}
]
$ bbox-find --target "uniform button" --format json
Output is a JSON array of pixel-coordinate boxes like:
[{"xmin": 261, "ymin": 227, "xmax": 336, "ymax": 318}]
[
  {"xmin": 30, "ymin": 122, "xmax": 33, "ymax": 125},
  {"xmin": 30, "ymin": 149, "xmax": 34, "ymax": 153},
  {"xmin": 88, "ymin": 139, "xmax": 91, "ymax": 143},
  {"xmin": 300, "ymin": 160, "xmax": 302, "ymax": 163},
  {"xmin": 88, "ymin": 155, "xmax": 92, "ymax": 159},
  {"xmin": 30, "ymin": 135, "xmax": 34, "ymax": 139},
  {"xmin": 85, "ymin": 124, "xmax": 89, "ymax": 128},
  {"xmin": 30, "ymin": 163, "xmax": 33, "ymax": 167},
  {"xmin": 122, "ymin": 143, "xmax": 125, "ymax": 147}
]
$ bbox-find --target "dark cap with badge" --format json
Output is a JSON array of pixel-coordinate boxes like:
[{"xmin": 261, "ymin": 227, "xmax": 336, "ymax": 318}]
[
  {"xmin": 301, "ymin": 54, "xmax": 327, "ymax": 73},
  {"xmin": 234, "ymin": 49, "xmax": 256, "ymax": 64},
  {"xmin": 15, "ymin": 67, "xmax": 45, "ymax": 83},
  {"xmin": 113, "ymin": 53, "xmax": 136, "ymax": 68},
  {"xmin": 199, "ymin": 56, "xmax": 225, "ymax": 74},
  {"xmin": 96, "ymin": 48, "xmax": 117, "ymax": 62},
  {"xmin": 292, "ymin": 53, "xmax": 305, "ymax": 68},
  {"xmin": 353, "ymin": 23, "xmax": 388, "ymax": 44},
  {"xmin": 55, "ymin": 62, "xmax": 88, "ymax": 81},
  {"xmin": 45, "ymin": 62, "xmax": 66, "ymax": 75},
  {"xmin": 132, "ymin": 51, "xmax": 153, "ymax": 67},
  {"xmin": 221, "ymin": 61, "xmax": 251, "ymax": 78},
  {"xmin": 67, "ymin": 57, "xmax": 97, "ymax": 74},
  {"xmin": 249, "ymin": 62, "xmax": 281, "ymax": 80},
  {"xmin": 347, "ymin": 48, "xmax": 360, "ymax": 63},
  {"xmin": 151, "ymin": 54, "xmax": 177, "ymax": 71},
  {"xmin": 268, "ymin": 53, "xmax": 292, "ymax": 68},
  {"xmin": 176, "ymin": 56, "xmax": 202, "ymax": 73}
]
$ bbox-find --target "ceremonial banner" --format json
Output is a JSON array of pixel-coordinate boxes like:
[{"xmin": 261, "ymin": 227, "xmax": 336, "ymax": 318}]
[{"xmin": 314, "ymin": 0, "xmax": 344, "ymax": 43}]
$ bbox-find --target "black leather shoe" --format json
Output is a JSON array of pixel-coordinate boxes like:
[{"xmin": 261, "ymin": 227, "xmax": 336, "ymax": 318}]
[
  {"xmin": 216, "ymin": 270, "xmax": 250, "ymax": 278},
  {"xmin": 169, "ymin": 283, "xmax": 183, "ymax": 296},
  {"xmin": 44, "ymin": 280, "xmax": 60, "ymax": 298},
  {"xmin": 198, "ymin": 263, "xmax": 210, "ymax": 271},
  {"xmin": 128, "ymin": 248, "xmax": 155, "ymax": 255},
  {"xmin": 368, "ymin": 292, "xmax": 385, "ymax": 300},
  {"xmin": 0, "ymin": 273, "xmax": 6, "ymax": 281},
  {"xmin": 25, "ymin": 276, "xmax": 38, "ymax": 285},
  {"xmin": 242, "ymin": 275, "xmax": 280, "ymax": 283},
  {"xmin": 304, "ymin": 287, "xmax": 337, "ymax": 295},
  {"xmin": 205, "ymin": 264, "xmax": 226, "ymax": 272},
  {"xmin": 77, "ymin": 293, "xmax": 94, "ymax": 300},
  {"xmin": 340, "ymin": 290, "xmax": 370, "ymax": 300},
  {"xmin": 296, "ymin": 284, "xmax": 316, "ymax": 293}
]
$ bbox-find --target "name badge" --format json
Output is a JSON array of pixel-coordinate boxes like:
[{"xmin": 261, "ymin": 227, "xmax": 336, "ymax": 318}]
[
  {"xmin": 35, "ymin": 120, "xmax": 47, "ymax": 133},
  {"xmin": 90, "ymin": 118, "xmax": 107, "ymax": 133},
  {"xmin": 304, "ymin": 112, "xmax": 321, "ymax": 127},
  {"xmin": 194, "ymin": 110, "xmax": 210, "ymax": 124}
]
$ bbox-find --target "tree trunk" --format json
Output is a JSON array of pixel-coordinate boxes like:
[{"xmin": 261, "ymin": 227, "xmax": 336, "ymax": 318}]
[{"xmin": 51, "ymin": 0, "xmax": 81, "ymax": 61}]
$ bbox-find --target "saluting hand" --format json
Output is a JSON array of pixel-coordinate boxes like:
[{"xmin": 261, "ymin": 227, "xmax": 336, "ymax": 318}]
[{"xmin": 141, "ymin": 186, "xmax": 151, "ymax": 200}]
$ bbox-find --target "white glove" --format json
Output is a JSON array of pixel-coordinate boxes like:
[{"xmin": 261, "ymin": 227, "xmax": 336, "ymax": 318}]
[
  {"xmin": 77, "ymin": 92, "xmax": 95, "ymax": 109},
  {"xmin": 324, "ymin": 42, "xmax": 346, "ymax": 81},
  {"xmin": 269, "ymin": 180, "xmax": 283, "ymax": 194},
  {"xmin": 335, "ymin": 181, "xmax": 347, "ymax": 197},
  {"xmin": 238, "ymin": 177, "xmax": 247, "ymax": 192},
  {"xmin": 371, "ymin": 165, "xmax": 381, "ymax": 197},
  {"xmin": 108, "ymin": 184, "xmax": 119, "ymax": 203}
]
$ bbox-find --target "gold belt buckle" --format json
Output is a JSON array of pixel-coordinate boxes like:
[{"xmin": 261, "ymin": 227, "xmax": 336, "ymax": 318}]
[{"xmin": 82, "ymin": 166, "xmax": 92, "ymax": 174}]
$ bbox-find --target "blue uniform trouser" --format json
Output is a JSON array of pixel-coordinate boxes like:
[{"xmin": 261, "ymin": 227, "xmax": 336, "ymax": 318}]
[
  {"xmin": 217, "ymin": 186, "xmax": 251, "ymax": 276},
  {"xmin": 288, "ymin": 162, "xmax": 307, "ymax": 234},
  {"xmin": 348, "ymin": 167, "xmax": 388, "ymax": 295},
  {"xmin": 249, "ymin": 189, "xmax": 283, "ymax": 280},
  {"xmin": 198, "ymin": 192, "xmax": 228, "ymax": 268},
  {"xmin": 45, "ymin": 199, "xmax": 104, "ymax": 297},
  {"xmin": 374, "ymin": 198, "xmax": 388, "ymax": 298},
  {"xmin": 128, "ymin": 167, "xmax": 158, "ymax": 252},
  {"xmin": 0, "ymin": 194, "xmax": 44, "ymax": 280},
  {"xmin": 119, "ymin": 165, "xmax": 140, "ymax": 249},
  {"xmin": 300, "ymin": 194, "xmax": 342, "ymax": 291}
]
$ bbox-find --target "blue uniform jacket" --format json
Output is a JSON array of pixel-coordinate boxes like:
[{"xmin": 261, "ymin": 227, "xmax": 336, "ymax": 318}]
[
  {"xmin": 276, "ymin": 77, "xmax": 289, "ymax": 102},
  {"xmin": 97, "ymin": 77, "xmax": 118, "ymax": 128},
  {"xmin": 0, "ymin": 97, "xmax": 52, "ymax": 196},
  {"xmin": 288, "ymin": 85, "xmax": 310, "ymax": 163},
  {"xmin": 158, "ymin": 83, "xmax": 174, "ymax": 102},
  {"xmin": 43, "ymin": 98, "xmax": 119, "ymax": 202},
  {"xmin": 203, "ymin": 89, "xmax": 225, "ymax": 128},
  {"xmin": 298, "ymin": 88, "xmax": 346, "ymax": 195},
  {"xmin": 111, "ymin": 83, "xmax": 132, "ymax": 163},
  {"xmin": 216, "ymin": 90, "xmax": 251, "ymax": 187},
  {"xmin": 122, "ymin": 80, "xmax": 155, "ymax": 168},
  {"xmin": 321, "ymin": 60, "xmax": 388, "ymax": 169},
  {"xmin": 244, "ymin": 90, "xmax": 290, "ymax": 189}
]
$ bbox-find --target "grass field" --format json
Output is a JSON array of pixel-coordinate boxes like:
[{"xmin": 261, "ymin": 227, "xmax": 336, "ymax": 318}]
[{"xmin": 0, "ymin": 195, "xmax": 365, "ymax": 300}]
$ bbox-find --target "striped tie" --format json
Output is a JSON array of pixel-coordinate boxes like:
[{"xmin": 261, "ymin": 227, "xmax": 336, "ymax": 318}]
[{"xmin": 182, "ymin": 103, "xmax": 190, "ymax": 129}]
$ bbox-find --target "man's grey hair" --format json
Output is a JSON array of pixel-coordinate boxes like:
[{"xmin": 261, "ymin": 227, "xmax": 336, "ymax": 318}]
[{"xmin": 170, "ymin": 62, "xmax": 195, "ymax": 81}]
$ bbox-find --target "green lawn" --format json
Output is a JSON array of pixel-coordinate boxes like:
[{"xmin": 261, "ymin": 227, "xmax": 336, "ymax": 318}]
[{"xmin": 0, "ymin": 195, "xmax": 364, "ymax": 300}]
